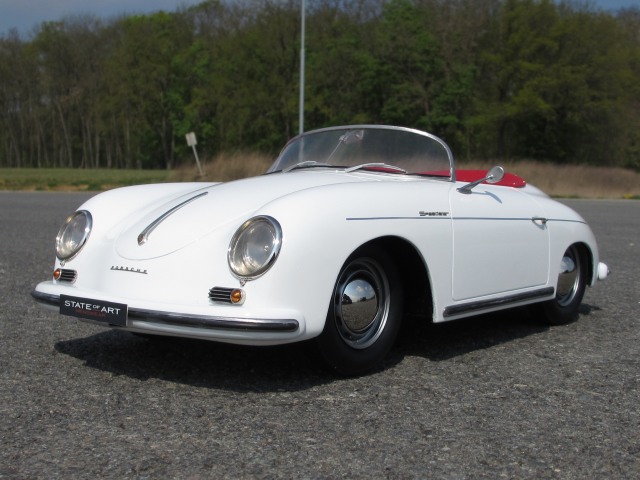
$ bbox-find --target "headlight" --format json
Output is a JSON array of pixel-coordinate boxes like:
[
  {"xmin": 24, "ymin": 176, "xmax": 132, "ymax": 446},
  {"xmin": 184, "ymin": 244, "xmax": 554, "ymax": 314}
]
[
  {"xmin": 56, "ymin": 210, "xmax": 92, "ymax": 261},
  {"xmin": 228, "ymin": 216, "xmax": 282, "ymax": 279}
]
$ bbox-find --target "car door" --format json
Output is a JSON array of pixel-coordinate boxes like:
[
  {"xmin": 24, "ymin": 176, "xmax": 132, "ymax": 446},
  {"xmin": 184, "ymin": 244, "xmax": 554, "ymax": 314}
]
[{"xmin": 449, "ymin": 184, "xmax": 550, "ymax": 301}]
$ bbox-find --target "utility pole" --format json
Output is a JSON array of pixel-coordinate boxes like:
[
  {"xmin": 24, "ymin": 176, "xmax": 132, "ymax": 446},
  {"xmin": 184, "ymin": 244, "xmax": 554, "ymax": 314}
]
[{"xmin": 299, "ymin": 0, "xmax": 305, "ymax": 134}]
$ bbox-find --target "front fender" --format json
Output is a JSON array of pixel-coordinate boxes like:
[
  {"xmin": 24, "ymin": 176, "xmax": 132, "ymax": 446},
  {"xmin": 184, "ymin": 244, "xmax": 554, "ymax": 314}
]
[{"xmin": 242, "ymin": 180, "xmax": 453, "ymax": 337}]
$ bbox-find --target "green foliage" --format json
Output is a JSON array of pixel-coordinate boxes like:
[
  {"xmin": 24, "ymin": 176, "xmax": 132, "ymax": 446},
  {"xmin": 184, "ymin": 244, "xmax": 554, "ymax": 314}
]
[
  {"xmin": 472, "ymin": 0, "xmax": 639, "ymax": 163},
  {"xmin": 0, "ymin": 0, "xmax": 638, "ymax": 169}
]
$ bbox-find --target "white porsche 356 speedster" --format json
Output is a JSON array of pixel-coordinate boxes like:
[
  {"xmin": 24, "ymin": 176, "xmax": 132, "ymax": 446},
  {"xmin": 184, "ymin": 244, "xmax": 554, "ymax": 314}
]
[{"xmin": 32, "ymin": 125, "xmax": 608, "ymax": 375}]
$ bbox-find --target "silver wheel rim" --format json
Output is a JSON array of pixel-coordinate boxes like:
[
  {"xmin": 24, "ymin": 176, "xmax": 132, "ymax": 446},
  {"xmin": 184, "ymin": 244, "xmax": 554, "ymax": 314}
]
[
  {"xmin": 332, "ymin": 258, "xmax": 390, "ymax": 350},
  {"xmin": 556, "ymin": 246, "xmax": 581, "ymax": 307}
]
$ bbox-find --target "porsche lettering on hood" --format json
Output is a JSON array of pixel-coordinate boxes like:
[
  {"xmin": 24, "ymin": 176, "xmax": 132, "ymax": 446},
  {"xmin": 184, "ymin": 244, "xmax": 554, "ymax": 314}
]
[
  {"xmin": 110, "ymin": 265, "xmax": 148, "ymax": 274},
  {"xmin": 115, "ymin": 171, "xmax": 365, "ymax": 260}
]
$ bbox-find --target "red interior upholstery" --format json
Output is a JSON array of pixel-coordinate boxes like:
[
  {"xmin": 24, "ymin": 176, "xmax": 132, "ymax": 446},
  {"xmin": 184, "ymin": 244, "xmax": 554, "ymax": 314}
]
[
  {"xmin": 455, "ymin": 170, "xmax": 526, "ymax": 188},
  {"xmin": 420, "ymin": 169, "xmax": 527, "ymax": 188},
  {"xmin": 360, "ymin": 167, "xmax": 527, "ymax": 188}
]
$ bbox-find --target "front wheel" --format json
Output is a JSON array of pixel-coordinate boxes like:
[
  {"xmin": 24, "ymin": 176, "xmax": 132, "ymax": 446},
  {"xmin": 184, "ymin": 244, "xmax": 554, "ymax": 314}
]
[
  {"xmin": 317, "ymin": 246, "xmax": 404, "ymax": 376},
  {"xmin": 535, "ymin": 244, "xmax": 588, "ymax": 325}
]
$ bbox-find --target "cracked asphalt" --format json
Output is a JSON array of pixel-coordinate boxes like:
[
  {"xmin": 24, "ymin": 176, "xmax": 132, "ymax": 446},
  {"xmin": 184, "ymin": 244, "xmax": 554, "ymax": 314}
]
[{"xmin": 1, "ymin": 192, "xmax": 638, "ymax": 479}]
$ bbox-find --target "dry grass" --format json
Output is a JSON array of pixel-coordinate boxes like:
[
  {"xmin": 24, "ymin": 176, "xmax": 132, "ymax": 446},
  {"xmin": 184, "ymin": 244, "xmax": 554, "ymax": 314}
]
[
  {"xmin": 5, "ymin": 153, "xmax": 635, "ymax": 198},
  {"xmin": 174, "ymin": 152, "xmax": 640, "ymax": 199},
  {"xmin": 171, "ymin": 151, "xmax": 273, "ymax": 183},
  {"xmin": 457, "ymin": 160, "xmax": 640, "ymax": 199}
]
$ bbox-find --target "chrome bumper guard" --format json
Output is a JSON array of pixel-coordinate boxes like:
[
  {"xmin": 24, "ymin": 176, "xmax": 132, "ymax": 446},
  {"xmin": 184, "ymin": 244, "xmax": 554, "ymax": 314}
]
[{"xmin": 31, "ymin": 290, "xmax": 299, "ymax": 333}]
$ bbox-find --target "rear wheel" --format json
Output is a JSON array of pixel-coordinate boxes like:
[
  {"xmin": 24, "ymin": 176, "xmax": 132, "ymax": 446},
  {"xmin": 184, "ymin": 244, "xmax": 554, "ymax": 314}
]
[
  {"xmin": 535, "ymin": 244, "xmax": 588, "ymax": 325},
  {"xmin": 317, "ymin": 246, "xmax": 404, "ymax": 376}
]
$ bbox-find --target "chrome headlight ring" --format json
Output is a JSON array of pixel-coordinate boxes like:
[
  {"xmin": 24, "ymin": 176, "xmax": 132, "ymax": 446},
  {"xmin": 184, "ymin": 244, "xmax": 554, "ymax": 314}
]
[
  {"xmin": 56, "ymin": 210, "xmax": 93, "ymax": 262},
  {"xmin": 228, "ymin": 216, "xmax": 282, "ymax": 281}
]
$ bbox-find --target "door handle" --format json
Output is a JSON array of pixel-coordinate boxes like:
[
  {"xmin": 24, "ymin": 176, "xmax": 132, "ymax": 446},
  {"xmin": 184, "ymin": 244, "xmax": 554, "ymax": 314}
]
[{"xmin": 532, "ymin": 217, "xmax": 548, "ymax": 225}]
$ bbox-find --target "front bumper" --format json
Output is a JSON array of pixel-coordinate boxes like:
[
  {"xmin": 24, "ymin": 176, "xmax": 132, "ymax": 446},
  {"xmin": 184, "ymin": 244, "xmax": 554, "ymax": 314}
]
[{"xmin": 31, "ymin": 283, "xmax": 302, "ymax": 345}]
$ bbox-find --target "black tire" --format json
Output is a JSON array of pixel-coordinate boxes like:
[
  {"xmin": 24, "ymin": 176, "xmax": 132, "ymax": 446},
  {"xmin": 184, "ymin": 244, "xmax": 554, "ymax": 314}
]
[
  {"xmin": 317, "ymin": 245, "xmax": 404, "ymax": 376},
  {"xmin": 535, "ymin": 244, "xmax": 588, "ymax": 325}
]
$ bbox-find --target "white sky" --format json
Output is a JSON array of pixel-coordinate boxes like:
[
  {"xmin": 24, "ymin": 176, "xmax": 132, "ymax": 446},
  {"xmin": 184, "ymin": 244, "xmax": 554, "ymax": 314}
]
[{"xmin": 0, "ymin": 0, "xmax": 638, "ymax": 36}]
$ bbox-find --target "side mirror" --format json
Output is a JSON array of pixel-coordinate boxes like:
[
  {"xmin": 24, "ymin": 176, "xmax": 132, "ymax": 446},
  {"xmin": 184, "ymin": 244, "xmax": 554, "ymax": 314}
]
[
  {"xmin": 457, "ymin": 166, "xmax": 505, "ymax": 194},
  {"xmin": 485, "ymin": 165, "xmax": 505, "ymax": 184}
]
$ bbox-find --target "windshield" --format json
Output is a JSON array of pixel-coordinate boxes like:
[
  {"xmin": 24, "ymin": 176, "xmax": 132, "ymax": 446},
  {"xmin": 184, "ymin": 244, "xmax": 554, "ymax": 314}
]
[{"xmin": 268, "ymin": 126, "xmax": 453, "ymax": 178}]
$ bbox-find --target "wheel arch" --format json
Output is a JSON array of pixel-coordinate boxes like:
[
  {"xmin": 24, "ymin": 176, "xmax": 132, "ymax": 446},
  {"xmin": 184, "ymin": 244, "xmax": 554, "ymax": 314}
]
[
  {"xmin": 355, "ymin": 236, "xmax": 434, "ymax": 322},
  {"xmin": 574, "ymin": 241, "xmax": 595, "ymax": 286}
]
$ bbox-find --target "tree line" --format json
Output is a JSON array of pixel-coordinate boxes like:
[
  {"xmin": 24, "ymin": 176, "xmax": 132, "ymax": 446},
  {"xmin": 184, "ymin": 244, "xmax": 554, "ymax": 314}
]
[{"xmin": 1, "ymin": 0, "xmax": 638, "ymax": 170}]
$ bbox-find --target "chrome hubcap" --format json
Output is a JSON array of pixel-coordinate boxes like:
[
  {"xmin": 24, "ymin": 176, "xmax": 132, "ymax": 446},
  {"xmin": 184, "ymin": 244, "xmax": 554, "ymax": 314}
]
[
  {"xmin": 333, "ymin": 258, "xmax": 389, "ymax": 349},
  {"xmin": 556, "ymin": 246, "xmax": 580, "ymax": 307}
]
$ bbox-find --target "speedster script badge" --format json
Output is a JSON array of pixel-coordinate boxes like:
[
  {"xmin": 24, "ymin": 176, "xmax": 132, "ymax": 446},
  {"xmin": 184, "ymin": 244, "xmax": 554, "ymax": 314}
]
[{"xmin": 60, "ymin": 294, "xmax": 127, "ymax": 326}]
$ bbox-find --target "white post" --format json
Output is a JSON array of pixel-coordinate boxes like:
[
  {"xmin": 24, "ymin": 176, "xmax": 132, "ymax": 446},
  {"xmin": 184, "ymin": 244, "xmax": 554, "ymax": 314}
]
[{"xmin": 185, "ymin": 132, "xmax": 203, "ymax": 177}]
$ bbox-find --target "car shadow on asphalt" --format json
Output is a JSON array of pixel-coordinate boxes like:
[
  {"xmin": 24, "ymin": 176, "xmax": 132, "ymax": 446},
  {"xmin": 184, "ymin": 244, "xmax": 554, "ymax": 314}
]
[
  {"xmin": 54, "ymin": 303, "xmax": 599, "ymax": 392},
  {"xmin": 390, "ymin": 302, "xmax": 598, "ymax": 364},
  {"xmin": 395, "ymin": 307, "xmax": 546, "ymax": 362},
  {"xmin": 55, "ymin": 331, "xmax": 333, "ymax": 391}
]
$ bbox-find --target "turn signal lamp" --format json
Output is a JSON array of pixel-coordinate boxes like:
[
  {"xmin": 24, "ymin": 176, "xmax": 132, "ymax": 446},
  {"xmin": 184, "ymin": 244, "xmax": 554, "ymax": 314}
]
[{"xmin": 230, "ymin": 289, "xmax": 245, "ymax": 304}]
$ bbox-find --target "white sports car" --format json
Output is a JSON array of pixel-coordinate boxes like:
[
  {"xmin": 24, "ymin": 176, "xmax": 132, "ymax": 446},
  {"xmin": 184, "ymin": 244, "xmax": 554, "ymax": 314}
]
[{"xmin": 32, "ymin": 125, "xmax": 609, "ymax": 375}]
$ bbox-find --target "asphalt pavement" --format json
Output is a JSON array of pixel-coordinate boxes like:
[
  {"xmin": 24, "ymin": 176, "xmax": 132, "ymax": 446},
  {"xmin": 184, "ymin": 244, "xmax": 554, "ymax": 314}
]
[{"xmin": 1, "ymin": 192, "xmax": 638, "ymax": 479}]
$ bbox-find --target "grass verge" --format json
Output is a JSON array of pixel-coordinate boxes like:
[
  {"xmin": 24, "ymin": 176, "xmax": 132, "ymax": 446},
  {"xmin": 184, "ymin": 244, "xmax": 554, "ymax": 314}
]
[
  {"xmin": 1, "ymin": 154, "xmax": 638, "ymax": 199},
  {"xmin": 0, "ymin": 168, "xmax": 170, "ymax": 191}
]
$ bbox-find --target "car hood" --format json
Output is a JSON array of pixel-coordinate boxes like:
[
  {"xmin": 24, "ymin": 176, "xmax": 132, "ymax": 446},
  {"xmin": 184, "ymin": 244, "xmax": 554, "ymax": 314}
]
[{"xmin": 115, "ymin": 171, "xmax": 369, "ymax": 260}]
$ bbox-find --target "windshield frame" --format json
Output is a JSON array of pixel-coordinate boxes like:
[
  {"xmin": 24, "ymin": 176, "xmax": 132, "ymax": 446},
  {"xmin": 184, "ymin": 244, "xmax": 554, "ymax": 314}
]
[{"xmin": 268, "ymin": 125, "xmax": 456, "ymax": 181}]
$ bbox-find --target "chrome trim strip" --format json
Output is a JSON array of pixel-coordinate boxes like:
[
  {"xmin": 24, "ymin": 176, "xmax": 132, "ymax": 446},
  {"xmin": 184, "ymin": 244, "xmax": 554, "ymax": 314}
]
[
  {"xmin": 545, "ymin": 218, "xmax": 587, "ymax": 224},
  {"xmin": 454, "ymin": 217, "xmax": 586, "ymax": 225},
  {"xmin": 347, "ymin": 217, "xmax": 450, "ymax": 221},
  {"xmin": 137, "ymin": 191, "xmax": 208, "ymax": 245},
  {"xmin": 31, "ymin": 290, "xmax": 298, "ymax": 332},
  {"xmin": 443, "ymin": 287, "xmax": 555, "ymax": 318},
  {"xmin": 347, "ymin": 216, "xmax": 586, "ymax": 224},
  {"xmin": 452, "ymin": 217, "xmax": 548, "ymax": 221}
]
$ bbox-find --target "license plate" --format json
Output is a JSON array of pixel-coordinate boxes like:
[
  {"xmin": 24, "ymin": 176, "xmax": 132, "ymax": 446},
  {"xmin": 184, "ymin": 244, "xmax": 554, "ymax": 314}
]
[{"xmin": 60, "ymin": 294, "xmax": 128, "ymax": 327}]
